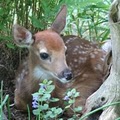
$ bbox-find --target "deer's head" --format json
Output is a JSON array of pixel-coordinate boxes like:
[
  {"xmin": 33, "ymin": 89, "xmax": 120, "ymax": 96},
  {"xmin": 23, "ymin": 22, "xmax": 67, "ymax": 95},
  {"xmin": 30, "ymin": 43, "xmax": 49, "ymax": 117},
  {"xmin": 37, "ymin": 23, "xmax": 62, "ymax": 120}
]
[{"xmin": 12, "ymin": 5, "xmax": 73, "ymax": 83}]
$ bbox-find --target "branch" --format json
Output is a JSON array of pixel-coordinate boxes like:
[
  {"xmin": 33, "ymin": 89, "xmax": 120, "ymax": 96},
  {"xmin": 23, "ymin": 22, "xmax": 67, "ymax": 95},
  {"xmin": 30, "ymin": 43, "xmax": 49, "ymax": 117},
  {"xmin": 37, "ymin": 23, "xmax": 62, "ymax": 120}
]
[{"xmin": 82, "ymin": 0, "xmax": 120, "ymax": 119}]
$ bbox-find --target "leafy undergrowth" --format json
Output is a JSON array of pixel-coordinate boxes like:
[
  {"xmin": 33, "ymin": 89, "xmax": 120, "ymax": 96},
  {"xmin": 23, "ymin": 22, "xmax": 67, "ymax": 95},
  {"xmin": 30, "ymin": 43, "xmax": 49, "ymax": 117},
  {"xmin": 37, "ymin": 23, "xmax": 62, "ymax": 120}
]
[{"xmin": 31, "ymin": 80, "xmax": 81, "ymax": 120}]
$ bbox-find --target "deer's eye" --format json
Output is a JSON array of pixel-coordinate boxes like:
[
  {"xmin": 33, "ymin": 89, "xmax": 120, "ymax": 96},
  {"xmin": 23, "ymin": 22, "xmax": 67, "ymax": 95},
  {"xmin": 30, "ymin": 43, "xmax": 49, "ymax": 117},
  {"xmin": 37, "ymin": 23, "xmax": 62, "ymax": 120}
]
[{"xmin": 40, "ymin": 52, "xmax": 49, "ymax": 60}]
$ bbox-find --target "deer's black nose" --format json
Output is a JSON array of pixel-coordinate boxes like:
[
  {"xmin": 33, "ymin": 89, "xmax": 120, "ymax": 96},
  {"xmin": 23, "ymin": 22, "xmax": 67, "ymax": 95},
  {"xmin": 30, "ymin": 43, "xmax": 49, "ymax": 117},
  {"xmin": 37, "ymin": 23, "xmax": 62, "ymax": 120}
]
[{"xmin": 63, "ymin": 68, "xmax": 73, "ymax": 80}]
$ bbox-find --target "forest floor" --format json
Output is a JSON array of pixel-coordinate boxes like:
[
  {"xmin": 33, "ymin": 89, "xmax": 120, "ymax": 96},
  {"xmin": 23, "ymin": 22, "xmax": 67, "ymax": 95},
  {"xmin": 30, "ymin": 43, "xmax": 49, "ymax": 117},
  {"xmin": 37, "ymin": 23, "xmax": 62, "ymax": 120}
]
[{"xmin": 0, "ymin": 43, "xmax": 33, "ymax": 120}]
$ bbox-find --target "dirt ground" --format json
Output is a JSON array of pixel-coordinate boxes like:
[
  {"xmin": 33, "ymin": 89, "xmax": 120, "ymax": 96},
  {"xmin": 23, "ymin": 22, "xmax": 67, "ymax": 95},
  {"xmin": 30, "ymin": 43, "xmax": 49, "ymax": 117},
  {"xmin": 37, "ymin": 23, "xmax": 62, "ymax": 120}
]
[{"xmin": 0, "ymin": 43, "xmax": 33, "ymax": 120}]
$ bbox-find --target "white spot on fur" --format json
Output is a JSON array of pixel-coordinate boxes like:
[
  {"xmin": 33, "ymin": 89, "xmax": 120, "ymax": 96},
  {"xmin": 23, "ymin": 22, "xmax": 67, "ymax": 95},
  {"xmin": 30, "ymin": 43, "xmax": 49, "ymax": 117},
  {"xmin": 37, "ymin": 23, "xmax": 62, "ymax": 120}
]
[
  {"xmin": 81, "ymin": 42, "xmax": 84, "ymax": 45},
  {"xmin": 83, "ymin": 74, "xmax": 88, "ymax": 77},
  {"xmin": 81, "ymin": 51, "xmax": 87, "ymax": 54},
  {"xmin": 79, "ymin": 46, "xmax": 83, "ymax": 49},
  {"xmin": 74, "ymin": 59, "xmax": 78, "ymax": 62},
  {"xmin": 78, "ymin": 51, "xmax": 88, "ymax": 54},
  {"xmin": 76, "ymin": 46, "xmax": 79, "ymax": 48},
  {"xmin": 100, "ymin": 57, "xmax": 104, "ymax": 61},
  {"xmin": 18, "ymin": 72, "xmax": 24, "ymax": 80},
  {"xmin": 94, "ymin": 51, "xmax": 98, "ymax": 54},
  {"xmin": 90, "ymin": 53, "xmax": 95, "ymax": 58},
  {"xmin": 94, "ymin": 64, "xmax": 102, "ymax": 71},
  {"xmin": 79, "ymin": 57, "xmax": 87, "ymax": 62},
  {"xmin": 97, "ymin": 64, "xmax": 102, "ymax": 70},
  {"xmin": 75, "ymin": 65, "xmax": 78, "ymax": 68},
  {"xmin": 84, "ymin": 44, "xmax": 90, "ymax": 47},
  {"xmin": 73, "ymin": 47, "xmax": 79, "ymax": 52},
  {"xmin": 78, "ymin": 51, "xmax": 82, "ymax": 54},
  {"xmin": 66, "ymin": 38, "xmax": 73, "ymax": 44},
  {"xmin": 73, "ymin": 52, "xmax": 77, "ymax": 55}
]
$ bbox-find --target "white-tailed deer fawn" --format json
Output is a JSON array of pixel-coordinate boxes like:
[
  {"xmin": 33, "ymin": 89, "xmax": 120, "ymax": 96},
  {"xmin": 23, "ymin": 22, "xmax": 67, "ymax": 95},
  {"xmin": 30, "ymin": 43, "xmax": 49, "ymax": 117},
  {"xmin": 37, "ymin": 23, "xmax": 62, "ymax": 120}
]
[{"xmin": 13, "ymin": 5, "xmax": 107, "ymax": 117}]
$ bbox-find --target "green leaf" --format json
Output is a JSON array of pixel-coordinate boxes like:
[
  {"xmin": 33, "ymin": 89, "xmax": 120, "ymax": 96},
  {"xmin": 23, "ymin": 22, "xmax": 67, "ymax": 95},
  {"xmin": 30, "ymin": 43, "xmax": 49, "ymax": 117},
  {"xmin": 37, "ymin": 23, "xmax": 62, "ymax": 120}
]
[
  {"xmin": 30, "ymin": 16, "xmax": 44, "ymax": 29},
  {"xmin": 116, "ymin": 117, "xmax": 120, "ymax": 120},
  {"xmin": 74, "ymin": 106, "xmax": 82, "ymax": 112},
  {"xmin": 38, "ymin": 87, "xmax": 46, "ymax": 94},
  {"xmin": 6, "ymin": 43, "xmax": 15, "ymax": 49},
  {"xmin": 47, "ymin": 80, "xmax": 53, "ymax": 85},
  {"xmin": 54, "ymin": 108, "xmax": 63, "ymax": 115},
  {"xmin": 43, "ymin": 79, "xmax": 48, "ymax": 84},
  {"xmin": 58, "ymin": 119, "xmax": 64, "ymax": 120},
  {"xmin": 47, "ymin": 107, "xmax": 63, "ymax": 118},
  {"xmin": 67, "ymin": 91, "xmax": 73, "ymax": 97},
  {"xmin": 74, "ymin": 92, "xmax": 80, "ymax": 98},
  {"xmin": 39, "ymin": 104, "xmax": 49, "ymax": 110},
  {"xmin": 65, "ymin": 104, "xmax": 71, "ymax": 109},
  {"xmin": 32, "ymin": 92, "xmax": 39, "ymax": 98},
  {"xmin": 0, "ymin": 8, "xmax": 4, "ymax": 16},
  {"xmin": 39, "ymin": 93, "xmax": 51, "ymax": 101},
  {"xmin": 68, "ymin": 99, "xmax": 75, "ymax": 104},
  {"xmin": 45, "ymin": 111, "xmax": 52, "ymax": 118},
  {"xmin": 46, "ymin": 85, "xmax": 55, "ymax": 93},
  {"xmin": 33, "ymin": 109, "xmax": 41, "ymax": 115},
  {"xmin": 50, "ymin": 98, "xmax": 59, "ymax": 102},
  {"xmin": 71, "ymin": 88, "xmax": 76, "ymax": 94},
  {"xmin": 0, "ymin": 95, "xmax": 9, "ymax": 108},
  {"xmin": 101, "ymin": 29, "xmax": 110, "ymax": 41},
  {"xmin": 68, "ymin": 118, "xmax": 74, "ymax": 120}
]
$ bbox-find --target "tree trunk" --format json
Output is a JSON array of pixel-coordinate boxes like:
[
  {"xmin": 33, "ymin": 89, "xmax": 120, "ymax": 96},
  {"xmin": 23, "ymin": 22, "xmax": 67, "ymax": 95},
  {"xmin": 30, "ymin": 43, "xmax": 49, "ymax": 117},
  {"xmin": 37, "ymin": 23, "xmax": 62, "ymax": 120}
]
[{"xmin": 83, "ymin": 0, "xmax": 120, "ymax": 119}]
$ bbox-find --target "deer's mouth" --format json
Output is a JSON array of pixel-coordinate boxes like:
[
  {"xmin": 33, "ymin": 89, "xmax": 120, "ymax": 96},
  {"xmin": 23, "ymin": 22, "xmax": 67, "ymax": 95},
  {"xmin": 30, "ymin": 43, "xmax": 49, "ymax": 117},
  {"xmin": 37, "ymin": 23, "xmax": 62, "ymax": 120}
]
[{"xmin": 52, "ymin": 71, "xmax": 73, "ymax": 83}]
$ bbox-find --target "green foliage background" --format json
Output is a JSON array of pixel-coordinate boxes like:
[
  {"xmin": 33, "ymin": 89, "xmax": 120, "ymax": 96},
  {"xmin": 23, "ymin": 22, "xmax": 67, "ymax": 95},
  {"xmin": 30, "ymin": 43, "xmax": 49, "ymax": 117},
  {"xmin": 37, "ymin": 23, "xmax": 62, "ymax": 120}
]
[{"xmin": 0, "ymin": 0, "xmax": 111, "ymax": 48}]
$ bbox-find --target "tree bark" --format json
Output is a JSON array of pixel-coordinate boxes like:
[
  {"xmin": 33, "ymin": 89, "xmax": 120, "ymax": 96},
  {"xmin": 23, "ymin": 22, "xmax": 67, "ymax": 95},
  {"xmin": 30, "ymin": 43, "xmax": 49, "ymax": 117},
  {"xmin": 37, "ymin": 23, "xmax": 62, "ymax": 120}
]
[{"xmin": 83, "ymin": 0, "xmax": 120, "ymax": 120}]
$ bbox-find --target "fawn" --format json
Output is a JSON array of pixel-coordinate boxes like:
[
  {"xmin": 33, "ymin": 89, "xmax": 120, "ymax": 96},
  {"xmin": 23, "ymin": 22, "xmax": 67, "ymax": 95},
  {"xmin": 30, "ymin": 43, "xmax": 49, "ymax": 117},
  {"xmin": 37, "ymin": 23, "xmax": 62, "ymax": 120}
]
[{"xmin": 13, "ymin": 5, "xmax": 107, "ymax": 117}]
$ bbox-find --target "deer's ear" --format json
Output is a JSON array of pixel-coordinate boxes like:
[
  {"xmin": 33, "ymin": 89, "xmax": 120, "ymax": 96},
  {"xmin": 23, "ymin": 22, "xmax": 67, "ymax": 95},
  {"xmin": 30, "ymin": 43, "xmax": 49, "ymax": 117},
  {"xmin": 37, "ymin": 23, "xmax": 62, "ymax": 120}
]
[
  {"xmin": 51, "ymin": 5, "xmax": 67, "ymax": 34},
  {"xmin": 12, "ymin": 24, "xmax": 33, "ymax": 48}
]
